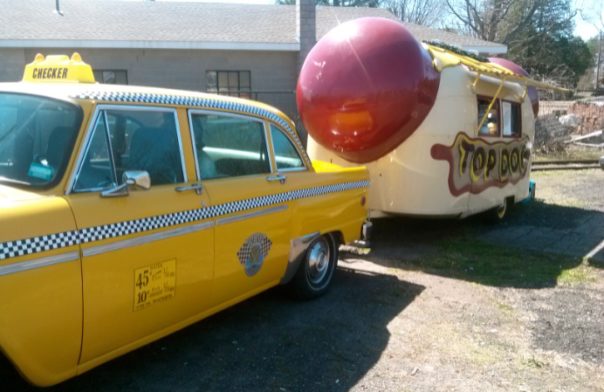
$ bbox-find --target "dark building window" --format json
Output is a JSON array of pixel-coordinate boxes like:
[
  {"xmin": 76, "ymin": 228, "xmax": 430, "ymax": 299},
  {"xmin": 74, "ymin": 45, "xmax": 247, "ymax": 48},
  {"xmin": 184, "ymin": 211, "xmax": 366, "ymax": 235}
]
[
  {"xmin": 93, "ymin": 70, "xmax": 128, "ymax": 85},
  {"xmin": 206, "ymin": 71, "xmax": 251, "ymax": 98}
]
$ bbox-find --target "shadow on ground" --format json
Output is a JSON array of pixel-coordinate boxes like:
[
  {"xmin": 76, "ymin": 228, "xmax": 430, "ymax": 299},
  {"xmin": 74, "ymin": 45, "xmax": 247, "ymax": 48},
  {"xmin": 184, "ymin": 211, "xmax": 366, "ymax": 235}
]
[
  {"xmin": 361, "ymin": 201, "xmax": 604, "ymax": 287},
  {"xmin": 1, "ymin": 268, "xmax": 424, "ymax": 392}
]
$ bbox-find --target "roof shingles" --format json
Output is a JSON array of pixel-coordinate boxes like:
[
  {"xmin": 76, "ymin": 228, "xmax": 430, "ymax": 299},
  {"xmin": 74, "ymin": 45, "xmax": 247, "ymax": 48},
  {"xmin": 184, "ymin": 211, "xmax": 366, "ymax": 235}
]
[{"xmin": 0, "ymin": 0, "xmax": 505, "ymax": 51}]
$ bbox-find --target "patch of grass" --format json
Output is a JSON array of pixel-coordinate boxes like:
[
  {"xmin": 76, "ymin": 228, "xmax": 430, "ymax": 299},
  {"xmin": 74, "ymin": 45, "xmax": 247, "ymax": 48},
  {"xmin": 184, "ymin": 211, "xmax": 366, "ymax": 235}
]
[
  {"xmin": 495, "ymin": 301, "xmax": 515, "ymax": 316},
  {"xmin": 408, "ymin": 238, "xmax": 581, "ymax": 288},
  {"xmin": 557, "ymin": 265, "xmax": 597, "ymax": 285},
  {"xmin": 524, "ymin": 356, "xmax": 548, "ymax": 369}
]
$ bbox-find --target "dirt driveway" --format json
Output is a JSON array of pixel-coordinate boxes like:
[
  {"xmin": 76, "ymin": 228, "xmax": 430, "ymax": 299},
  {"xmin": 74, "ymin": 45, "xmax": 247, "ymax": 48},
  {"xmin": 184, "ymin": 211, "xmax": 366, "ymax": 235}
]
[{"xmin": 3, "ymin": 169, "xmax": 604, "ymax": 391}]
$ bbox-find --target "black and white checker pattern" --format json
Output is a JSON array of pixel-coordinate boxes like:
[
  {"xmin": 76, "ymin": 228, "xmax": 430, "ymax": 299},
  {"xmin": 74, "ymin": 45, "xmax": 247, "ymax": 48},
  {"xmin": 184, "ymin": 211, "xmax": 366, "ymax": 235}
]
[
  {"xmin": 71, "ymin": 90, "xmax": 311, "ymax": 167},
  {"xmin": 0, "ymin": 180, "xmax": 369, "ymax": 262},
  {"xmin": 237, "ymin": 232, "xmax": 273, "ymax": 277},
  {"xmin": 0, "ymin": 230, "xmax": 79, "ymax": 261}
]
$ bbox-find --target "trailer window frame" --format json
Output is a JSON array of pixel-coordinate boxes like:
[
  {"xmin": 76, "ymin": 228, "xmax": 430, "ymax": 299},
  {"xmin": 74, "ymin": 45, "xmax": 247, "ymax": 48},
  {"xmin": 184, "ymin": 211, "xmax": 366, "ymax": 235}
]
[
  {"xmin": 500, "ymin": 99, "xmax": 522, "ymax": 138},
  {"xmin": 476, "ymin": 96, "xmax": 501, "ymax": 137}
]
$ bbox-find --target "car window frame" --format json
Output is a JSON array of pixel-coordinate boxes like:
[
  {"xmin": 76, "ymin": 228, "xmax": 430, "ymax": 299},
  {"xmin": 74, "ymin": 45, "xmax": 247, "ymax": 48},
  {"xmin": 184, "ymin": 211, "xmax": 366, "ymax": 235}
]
[
  {"xmin": 267, "ymin": 123, "xmax": 308, "ymax": 173},
  {"xmin": 67, "ymin": 104, "xmax": 187, "ymax": 194},
  {"xmin": 187, "ymin": 109, "xmax": 274, "ymax": 181}
]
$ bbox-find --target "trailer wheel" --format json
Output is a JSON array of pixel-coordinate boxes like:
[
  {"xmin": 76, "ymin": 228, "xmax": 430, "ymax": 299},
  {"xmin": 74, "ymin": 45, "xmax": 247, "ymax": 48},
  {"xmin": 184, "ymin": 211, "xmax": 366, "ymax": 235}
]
[
  {"xmin": 287, "ymin": 234, "xmax": 338, "ymax": 300},
  {"xmin": 491, "ymin": 198, "xmax": 513, "ymax": 221}
]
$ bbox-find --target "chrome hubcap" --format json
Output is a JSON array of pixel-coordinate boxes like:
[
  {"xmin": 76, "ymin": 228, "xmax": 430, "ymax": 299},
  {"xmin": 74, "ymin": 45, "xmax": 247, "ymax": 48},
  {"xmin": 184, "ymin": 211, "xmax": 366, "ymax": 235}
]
[
  {"xmin": 496, "ymin": 203, "xmax": 506, "ymax": 218},
  {"xmin": 306, "ymin": 238, "xmax": 331, "ymax": 285}
]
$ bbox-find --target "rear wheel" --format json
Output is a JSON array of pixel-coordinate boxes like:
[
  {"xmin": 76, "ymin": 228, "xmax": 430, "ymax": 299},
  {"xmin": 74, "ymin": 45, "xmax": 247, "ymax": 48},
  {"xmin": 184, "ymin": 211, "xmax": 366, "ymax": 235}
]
[{"xmin": 288, "ymin": 234, "xmax": 338, "ymax": 300}]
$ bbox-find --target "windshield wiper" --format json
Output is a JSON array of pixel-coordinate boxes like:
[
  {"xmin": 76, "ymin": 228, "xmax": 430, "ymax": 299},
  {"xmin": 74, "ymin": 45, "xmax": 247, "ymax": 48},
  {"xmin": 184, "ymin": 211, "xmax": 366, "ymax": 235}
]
[{"xmin": 0, "ymin": 176, "xmax": 31, "ymax": 186}]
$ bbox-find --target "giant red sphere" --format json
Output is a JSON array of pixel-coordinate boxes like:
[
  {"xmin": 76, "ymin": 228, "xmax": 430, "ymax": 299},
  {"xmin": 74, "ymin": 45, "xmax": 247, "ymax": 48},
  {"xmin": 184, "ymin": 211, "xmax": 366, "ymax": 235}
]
[
  {"xmin": 297, "ymin": 17, "xmax": 440, "ymax": 163},
  {"xmin": 488, "ymin": 57, "xmax": 539, "ymax": 117}
]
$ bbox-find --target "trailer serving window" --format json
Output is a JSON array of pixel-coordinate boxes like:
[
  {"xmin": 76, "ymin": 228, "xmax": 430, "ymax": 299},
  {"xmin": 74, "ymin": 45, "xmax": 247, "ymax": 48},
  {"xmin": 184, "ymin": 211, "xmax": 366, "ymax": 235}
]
[
  {"xmin": 501, "ymin": 101, "xmax": 522, "ymax": 137},
  {"xmin": 477, "ymin": 97, "xmax": 500, "ymax": 137}
]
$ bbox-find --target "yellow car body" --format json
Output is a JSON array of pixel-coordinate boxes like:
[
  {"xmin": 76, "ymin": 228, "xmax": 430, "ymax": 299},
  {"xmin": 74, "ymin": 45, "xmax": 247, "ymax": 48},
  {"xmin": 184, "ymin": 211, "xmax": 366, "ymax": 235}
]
[{"xmin": 0, "ymin": 54, "xmax": 369, "ymax": 386}]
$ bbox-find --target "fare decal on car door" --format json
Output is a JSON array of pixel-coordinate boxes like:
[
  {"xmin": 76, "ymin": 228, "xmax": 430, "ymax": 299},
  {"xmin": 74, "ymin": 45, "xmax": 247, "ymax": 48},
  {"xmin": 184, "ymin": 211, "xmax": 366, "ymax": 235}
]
[
  {"xmin": 133, "ymin": 260, "xmax": 176, "ymax": 311},
  {"xmin": 237, "ymin": 233, "xmax": 272, "ymax": 277}
]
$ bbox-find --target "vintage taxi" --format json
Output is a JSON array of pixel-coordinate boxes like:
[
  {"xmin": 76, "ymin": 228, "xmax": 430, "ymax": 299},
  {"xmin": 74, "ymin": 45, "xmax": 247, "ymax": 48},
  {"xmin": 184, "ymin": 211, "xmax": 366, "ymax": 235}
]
[{"xmin": 0, "ymin": 53, "xmax": 369, "ymax": 386}]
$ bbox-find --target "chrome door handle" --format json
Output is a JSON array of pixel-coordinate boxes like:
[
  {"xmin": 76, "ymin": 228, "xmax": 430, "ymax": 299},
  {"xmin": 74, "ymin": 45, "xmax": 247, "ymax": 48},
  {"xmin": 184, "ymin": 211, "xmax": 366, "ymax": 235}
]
[
  {"xmin": 175, "ymin": 183, "xmax": 203, "ymax": 195},
  {"xmin": 266, "ymin": 174, "xmax": 287, "ymax": 184}
]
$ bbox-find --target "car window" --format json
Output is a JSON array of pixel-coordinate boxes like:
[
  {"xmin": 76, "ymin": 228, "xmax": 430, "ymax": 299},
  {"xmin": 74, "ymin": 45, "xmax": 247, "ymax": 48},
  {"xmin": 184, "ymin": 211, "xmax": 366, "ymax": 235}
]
[
  {"xmin": 189, "ymin": 112, "xmax": 270, "ymax": 180},
  {"xmin": 0, "ymin": 93, "xmax": 82, "ymax": 188},
  {"xmin": 72, "ymin": 114, "xmax": 115, "ymax": 192},
  {"xmin": 74, "ymin": 108, "xmax": 184, "ymax": 192},
  {"xmin": 270, "ymin": 124, "xmax": 304, "ymax": 171}
]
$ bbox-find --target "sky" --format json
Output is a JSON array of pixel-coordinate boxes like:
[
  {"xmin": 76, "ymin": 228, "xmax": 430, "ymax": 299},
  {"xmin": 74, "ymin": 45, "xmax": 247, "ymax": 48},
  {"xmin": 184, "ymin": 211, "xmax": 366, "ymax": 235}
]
[{"xmin": 574, "ymin": 0, "xmax": 603, "ymax": 40}]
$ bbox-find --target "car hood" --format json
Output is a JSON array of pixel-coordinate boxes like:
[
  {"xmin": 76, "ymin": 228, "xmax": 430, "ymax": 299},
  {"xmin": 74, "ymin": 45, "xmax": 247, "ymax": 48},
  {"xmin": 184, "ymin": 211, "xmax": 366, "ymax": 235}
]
[{"xmin": 0, "ymin": 184, "xmax": 48, "ymax": 206}]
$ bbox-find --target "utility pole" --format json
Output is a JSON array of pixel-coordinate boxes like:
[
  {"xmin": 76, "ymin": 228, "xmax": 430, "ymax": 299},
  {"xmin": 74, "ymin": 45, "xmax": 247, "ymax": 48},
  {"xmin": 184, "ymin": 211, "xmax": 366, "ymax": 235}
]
[{"xmin": 596, "ymin": 31, "xmax": 602, "ymax": 93}]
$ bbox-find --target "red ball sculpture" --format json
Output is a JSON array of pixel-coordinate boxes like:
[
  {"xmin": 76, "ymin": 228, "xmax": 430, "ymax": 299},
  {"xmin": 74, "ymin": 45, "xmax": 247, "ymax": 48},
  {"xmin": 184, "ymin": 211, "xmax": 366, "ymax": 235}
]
[
  {"xmin": 297, "ymin": 17, "xmax": 440, "ymax": 163},
  {"xmin": 488, "ymin": 57, "xmax": 539, "ymax": 117}
]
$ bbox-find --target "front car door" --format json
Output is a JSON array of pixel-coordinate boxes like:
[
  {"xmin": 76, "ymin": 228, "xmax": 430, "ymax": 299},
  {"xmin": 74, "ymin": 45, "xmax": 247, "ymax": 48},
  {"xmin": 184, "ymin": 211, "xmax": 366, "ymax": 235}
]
[{"xmin": 64, "ymin": 105, "xmax": 214, "ymax": 366}]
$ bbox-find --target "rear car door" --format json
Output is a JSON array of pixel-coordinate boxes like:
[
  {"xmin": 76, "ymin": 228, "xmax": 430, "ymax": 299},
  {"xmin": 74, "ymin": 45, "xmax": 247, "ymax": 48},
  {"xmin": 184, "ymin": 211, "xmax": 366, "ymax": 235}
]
[
  {"xmin": 65, "ymin": 106, "xmax": 214, "ymax": 364},
  {"xmin": 188, "ymin": 110, "xmax": 292, "ymax": 306}
]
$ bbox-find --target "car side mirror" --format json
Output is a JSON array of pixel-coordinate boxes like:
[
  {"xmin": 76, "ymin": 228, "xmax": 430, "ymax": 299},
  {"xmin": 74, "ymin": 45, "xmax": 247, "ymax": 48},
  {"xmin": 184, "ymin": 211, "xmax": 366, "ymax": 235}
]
[{"xmin": 101, "ymin": 170, "xmax": 151, "ymax": 198}]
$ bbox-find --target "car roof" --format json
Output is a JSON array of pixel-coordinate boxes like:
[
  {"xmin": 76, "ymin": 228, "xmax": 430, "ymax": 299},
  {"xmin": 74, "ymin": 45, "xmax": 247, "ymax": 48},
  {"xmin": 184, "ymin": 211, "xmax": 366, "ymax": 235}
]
[{"xmin": 0, "ymin": 81, "xmax": 297, "ymax": 139}]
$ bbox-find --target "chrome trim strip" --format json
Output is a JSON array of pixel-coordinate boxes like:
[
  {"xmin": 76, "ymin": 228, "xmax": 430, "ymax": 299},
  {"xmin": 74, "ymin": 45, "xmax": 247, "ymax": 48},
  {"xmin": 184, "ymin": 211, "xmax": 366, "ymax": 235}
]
[
  {"xmin": 278, "ymin": 167, "xmax": 308, "ymax": 173},
  {"xmin": 0, "ymin": 180, "xmax": 368, "ymax": 263},
  {"xmin": 0, "ymin": 251, "xmax": 79, "ymax": 276},
  {"xmin": 67, "ymin": 106, "xmax": 102, "ymax": 194},
  {"xmin": 216, "ymin": 205, "xmax": 288, "ymax": 227},
  {"xmin": 280, "ymin": 231, "xmax": 320, "ymax": 284},
  {"xmin": 83, "ymin": 221, "xmax": 214, "ymax": 257},
  {"xmin": 187, "ymin": 109, "xmax": 202, "ymax": 181},
  {"xmin": 264, "ymin": 121, "xmax": 275, "ymax": 174}
]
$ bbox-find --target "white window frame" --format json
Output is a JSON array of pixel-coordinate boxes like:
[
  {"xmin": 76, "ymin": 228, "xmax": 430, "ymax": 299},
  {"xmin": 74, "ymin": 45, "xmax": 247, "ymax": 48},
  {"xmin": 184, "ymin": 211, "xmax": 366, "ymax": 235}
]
[{"xmin": 67, "ymin": 105, "xmax": 187, "ymax": 194}]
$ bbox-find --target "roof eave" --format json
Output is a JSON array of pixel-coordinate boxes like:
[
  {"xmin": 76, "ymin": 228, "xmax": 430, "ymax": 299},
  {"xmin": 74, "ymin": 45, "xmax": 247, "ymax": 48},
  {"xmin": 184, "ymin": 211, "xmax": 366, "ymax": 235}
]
[
  {"xmin": 0, "ymin": 40, "xmax": 300, "ymax": 52},
  {"xmin": 462, "ymin": 45, "xmax": 508, "ymax": 55}
]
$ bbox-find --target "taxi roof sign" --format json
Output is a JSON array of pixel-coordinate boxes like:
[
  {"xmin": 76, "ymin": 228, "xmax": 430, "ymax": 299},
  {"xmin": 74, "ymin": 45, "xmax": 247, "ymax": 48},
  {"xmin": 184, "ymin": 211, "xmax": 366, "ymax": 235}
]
[{"xmin": 22, "ymin": 52, "xmax": 96, "ymax": 84}]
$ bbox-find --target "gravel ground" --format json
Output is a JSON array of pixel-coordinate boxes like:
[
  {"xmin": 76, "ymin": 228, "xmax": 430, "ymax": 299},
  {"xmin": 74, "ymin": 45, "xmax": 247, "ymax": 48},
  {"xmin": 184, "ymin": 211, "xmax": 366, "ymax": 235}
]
[{"xmin": 2, "ymin": 169, "xmax": 603, "ymax": 391}]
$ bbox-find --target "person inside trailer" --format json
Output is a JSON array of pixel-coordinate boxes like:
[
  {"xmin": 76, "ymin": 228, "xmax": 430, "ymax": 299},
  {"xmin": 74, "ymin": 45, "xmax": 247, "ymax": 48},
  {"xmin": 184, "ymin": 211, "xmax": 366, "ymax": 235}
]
[
  {"xmin": 477, "ymin": 98, "xmax": 499, "ymax": 137},
  {"xmin": 487, "ymin": 111, "xmax": 499, "ymax": 136}
]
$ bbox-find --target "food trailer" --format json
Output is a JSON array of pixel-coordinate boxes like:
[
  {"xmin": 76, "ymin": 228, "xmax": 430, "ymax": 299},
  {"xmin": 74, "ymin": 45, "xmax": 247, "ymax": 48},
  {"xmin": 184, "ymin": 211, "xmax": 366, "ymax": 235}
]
[{"xmin": 298, "ymin": 17, "xmax": 565, "ymax": 219}]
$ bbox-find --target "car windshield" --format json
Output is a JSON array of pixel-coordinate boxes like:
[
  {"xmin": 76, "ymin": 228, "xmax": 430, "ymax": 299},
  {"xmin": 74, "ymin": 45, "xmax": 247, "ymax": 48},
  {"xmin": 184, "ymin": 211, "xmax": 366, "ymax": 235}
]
[{"xmin": 0, "ymin": 92, "xmax": 82, "ymax": 188}]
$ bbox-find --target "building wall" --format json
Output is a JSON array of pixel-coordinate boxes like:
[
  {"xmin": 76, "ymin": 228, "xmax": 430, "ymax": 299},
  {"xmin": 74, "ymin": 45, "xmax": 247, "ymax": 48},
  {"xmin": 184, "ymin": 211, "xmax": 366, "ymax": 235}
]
[
  {"xmin": 0, "ymin": 49, "xmax": 26, "ymax": 82},
  {"xmin": 0, "ymin": 48, "xmax": 299, "ymax": 119}
]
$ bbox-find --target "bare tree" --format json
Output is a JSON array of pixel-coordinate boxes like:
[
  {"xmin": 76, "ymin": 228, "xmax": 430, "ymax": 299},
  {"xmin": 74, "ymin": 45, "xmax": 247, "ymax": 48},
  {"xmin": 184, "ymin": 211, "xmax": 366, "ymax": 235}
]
[
  {"xmin": 445, "ymin": 0, "xmax": 550, "ymax": 43},
  {"xmin": 578, "ymin": 0, "xmax": 604, "ymax": 90},
  {"xmin": 381, "ymin": 0, "xmax": 446, "ymax": 26},
  {"xmin": 445, "ymin": 0, "xmax": 590, "ymax": 87}
]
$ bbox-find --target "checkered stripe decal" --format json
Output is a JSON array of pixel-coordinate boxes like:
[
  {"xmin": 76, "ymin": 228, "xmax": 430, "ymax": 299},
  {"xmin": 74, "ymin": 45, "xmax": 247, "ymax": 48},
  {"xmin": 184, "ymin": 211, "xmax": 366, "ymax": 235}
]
[
  {"xmin": 0, "ymin": 180, "xmax": 369, "ymax": 261},
  {"xmin": 0, "ymin": 231, "xmax": 80, "ymax": 261},
  {"xmin": 70, "ymin": 90, "xmax": 308, "ymax": 164}
]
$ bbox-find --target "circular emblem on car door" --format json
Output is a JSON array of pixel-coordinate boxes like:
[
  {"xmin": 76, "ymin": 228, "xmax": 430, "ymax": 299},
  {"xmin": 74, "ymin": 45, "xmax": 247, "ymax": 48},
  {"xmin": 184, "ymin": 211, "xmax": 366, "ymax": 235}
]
[{"xmin": 237, "ymin": 233, "xmax": 272, "ymax": 277}]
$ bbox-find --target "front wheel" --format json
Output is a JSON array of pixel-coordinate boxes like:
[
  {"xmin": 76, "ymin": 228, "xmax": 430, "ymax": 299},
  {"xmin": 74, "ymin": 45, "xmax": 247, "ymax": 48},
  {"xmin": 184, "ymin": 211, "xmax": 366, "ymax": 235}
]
[{"xmin": 287, "ymin": 234, "xmax": 338, "ymax": 300}]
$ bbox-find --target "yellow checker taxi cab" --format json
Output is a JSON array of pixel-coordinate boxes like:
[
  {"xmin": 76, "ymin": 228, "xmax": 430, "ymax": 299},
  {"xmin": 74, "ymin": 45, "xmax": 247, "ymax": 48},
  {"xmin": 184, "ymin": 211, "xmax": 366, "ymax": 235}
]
[{"xmin": 0, "ymin": 54, "xmax": 369, "ymax": 386}]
